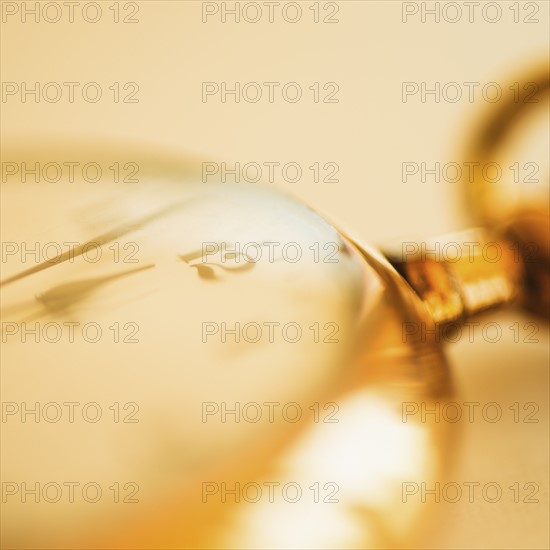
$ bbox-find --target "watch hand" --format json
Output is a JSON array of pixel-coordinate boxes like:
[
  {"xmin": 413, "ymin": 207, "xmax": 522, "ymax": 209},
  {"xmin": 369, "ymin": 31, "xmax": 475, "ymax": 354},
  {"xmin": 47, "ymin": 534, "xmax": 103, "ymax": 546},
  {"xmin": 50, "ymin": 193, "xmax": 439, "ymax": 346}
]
[
  {"xmin": 34, "ymin": 263, "xmax": 155, "ymax": 312},
  {"xmin": 1, "ymin": 264, "xmax": 155, "ymax": 340},
  {"xmin": 0, "ymin": 199, "xmax": 189, "ymax": 287}
]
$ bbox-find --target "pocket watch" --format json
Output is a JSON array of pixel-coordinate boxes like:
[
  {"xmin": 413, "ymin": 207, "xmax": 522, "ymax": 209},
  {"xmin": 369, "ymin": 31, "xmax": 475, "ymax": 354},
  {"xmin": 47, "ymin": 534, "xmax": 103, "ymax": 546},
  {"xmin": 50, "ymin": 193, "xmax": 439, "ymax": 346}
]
[{"xmin": 0, "ymin": 65, "xmax": 547, "ymax": 549}]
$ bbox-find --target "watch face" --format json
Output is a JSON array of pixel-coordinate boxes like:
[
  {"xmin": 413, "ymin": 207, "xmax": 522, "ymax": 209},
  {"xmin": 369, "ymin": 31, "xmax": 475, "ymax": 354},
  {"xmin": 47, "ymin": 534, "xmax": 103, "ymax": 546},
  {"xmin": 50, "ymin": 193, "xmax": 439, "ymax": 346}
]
[{"xmin": 1, "ymin": 151, "xmax": 453, "ymax": 549}]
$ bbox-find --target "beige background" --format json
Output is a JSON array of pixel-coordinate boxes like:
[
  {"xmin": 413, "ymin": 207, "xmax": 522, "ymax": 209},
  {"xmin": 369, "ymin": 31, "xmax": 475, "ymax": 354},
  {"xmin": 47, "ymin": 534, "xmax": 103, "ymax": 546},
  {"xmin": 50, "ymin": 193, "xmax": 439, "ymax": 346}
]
[{"xmin": 2, "ymin": 1, "xmax": 549, "ymax": 548}]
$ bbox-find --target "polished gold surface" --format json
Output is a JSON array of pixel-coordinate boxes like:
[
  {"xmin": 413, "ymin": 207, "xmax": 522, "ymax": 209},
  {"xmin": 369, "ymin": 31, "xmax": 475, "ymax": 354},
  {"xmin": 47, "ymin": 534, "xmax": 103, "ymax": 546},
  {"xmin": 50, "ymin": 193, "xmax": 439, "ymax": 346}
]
[
  {"xmin": 385, "ymin": 229, "xmax": 524, "ymax": 326},
  {"xmin": 462, "ymin": 64, "xmax": 550, "ymax": 318},
  {"xmin": 464, "ymin": 63, "xmax": 549, "ymax": 228}
]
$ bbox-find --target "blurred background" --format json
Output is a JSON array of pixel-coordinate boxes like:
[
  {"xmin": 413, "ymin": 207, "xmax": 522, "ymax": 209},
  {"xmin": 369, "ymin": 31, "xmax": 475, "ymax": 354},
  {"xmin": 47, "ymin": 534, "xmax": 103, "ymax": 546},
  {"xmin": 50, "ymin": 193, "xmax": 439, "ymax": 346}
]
[{"xmin": 1, "ymin": 1, "xmax": 549, "ymax": 548}]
